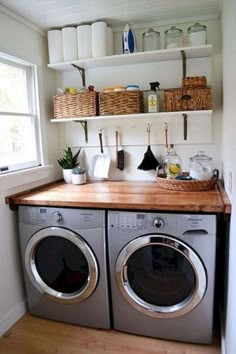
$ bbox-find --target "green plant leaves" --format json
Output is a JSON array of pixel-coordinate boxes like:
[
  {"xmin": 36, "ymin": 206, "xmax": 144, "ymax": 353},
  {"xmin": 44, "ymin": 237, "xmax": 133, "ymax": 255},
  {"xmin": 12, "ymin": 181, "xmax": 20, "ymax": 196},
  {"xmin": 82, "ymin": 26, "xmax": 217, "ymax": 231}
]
[{"xmin": 57, "ymin": 146, "xmax": 81, "ymax": 169}]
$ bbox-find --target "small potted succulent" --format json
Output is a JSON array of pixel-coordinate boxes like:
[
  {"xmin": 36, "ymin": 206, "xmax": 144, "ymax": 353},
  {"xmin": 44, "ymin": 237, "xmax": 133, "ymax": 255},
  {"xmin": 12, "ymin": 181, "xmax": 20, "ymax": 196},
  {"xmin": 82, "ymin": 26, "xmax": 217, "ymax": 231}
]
[
  {"xmin": 72, "ymin": 165, "xmax": 87, "ymax": 185},
  {"xmin": 57, "ymin": 146, "xmax": 81, "ymax": 183}
]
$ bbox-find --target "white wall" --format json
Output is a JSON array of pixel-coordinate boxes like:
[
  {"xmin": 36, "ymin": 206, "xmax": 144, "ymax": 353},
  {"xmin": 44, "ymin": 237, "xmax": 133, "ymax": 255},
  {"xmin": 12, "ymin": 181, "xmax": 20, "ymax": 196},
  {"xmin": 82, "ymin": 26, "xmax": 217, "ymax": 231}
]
[
  {"xmin": 0, "ymin": 10, "xmax": 60, "ymax": 335},
  {"xmin": 222, "ymin": 0, "xmax": 236, "ymax": 353},
  {"xmin": 58, "ymin": 19, "xmax": 222, "ymax": 181}
]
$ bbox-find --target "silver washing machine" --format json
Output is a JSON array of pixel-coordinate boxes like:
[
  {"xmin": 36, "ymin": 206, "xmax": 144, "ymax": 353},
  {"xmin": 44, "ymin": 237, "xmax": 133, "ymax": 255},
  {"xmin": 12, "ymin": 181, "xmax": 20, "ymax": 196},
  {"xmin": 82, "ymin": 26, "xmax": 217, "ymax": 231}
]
[
  {"xmin": 18, "ymin": 206, "xmax": 110, "ymax": 329},
  {"xmin": 108, "ymin": 211, "xmax": 216, "ymax": 343}
]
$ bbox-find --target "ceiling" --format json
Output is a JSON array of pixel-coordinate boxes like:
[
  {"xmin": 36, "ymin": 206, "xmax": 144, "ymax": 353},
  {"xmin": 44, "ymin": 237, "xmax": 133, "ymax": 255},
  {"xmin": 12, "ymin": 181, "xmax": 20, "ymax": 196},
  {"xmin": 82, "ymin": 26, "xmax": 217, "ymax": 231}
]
[{"xmin": 0, "ymin": 0, "xmax": 221, "ymax": 32}]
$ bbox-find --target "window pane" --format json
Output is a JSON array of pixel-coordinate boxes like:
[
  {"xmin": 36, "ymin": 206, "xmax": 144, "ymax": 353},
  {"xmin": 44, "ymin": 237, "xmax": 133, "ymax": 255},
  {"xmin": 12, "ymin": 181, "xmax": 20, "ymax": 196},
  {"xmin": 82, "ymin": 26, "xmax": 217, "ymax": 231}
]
[
  {"xmin": 0, "ymin": 62, "xmax": 29, "ymax": 113},
  {"xmin": 0, "ymin": 116, "xmax": 37, "ymax": 167}
]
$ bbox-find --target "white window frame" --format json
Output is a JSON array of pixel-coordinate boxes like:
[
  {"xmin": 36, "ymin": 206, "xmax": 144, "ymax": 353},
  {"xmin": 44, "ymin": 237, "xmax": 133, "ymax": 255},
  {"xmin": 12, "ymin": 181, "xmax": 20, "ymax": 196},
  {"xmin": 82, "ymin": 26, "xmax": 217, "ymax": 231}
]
[{"xmin": 0, "ymin": 52, "xmax": 42, "ymax": 175}]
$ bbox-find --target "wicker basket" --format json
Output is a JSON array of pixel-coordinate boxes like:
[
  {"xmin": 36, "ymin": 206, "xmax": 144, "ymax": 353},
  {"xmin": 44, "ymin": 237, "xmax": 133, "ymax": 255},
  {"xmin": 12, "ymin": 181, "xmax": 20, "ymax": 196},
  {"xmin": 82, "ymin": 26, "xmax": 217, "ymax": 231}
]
[
  {"xmin": 53, "ymin": 92, "xmax": 98, "ymax": 118},
  {"xmin": 156, "ymin": 173, "xmax": 218, "ymax": 191},
  {"xmin": 164, "ymin": 87, "xmax": 212, "ymax": 112},
  {"xmin": 182, "ymin": 76, "xmax": 207, "ymax": 88},
  {"xmin": 99, "ymin": 91, "xmax": 144, "ymax": 116}
]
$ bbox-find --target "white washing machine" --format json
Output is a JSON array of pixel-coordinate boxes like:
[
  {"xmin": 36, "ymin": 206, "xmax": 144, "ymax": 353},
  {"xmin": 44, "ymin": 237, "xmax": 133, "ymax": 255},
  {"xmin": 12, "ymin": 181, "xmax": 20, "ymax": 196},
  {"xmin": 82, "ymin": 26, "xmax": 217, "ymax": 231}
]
[
  {"xmin": 108, "ymin": 211, "xmax": 217, "ymax": 343},
  {"xmin": 18, "ymin": 206, "xmax": 110, "ymax": 329}
]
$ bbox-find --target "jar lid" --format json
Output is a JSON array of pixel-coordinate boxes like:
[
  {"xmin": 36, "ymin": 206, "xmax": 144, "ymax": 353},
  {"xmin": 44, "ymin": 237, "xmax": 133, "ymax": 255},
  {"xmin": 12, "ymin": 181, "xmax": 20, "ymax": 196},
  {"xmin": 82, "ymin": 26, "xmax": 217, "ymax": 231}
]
[
  {"xmin": 190, "ymin": 151, "xmax": 212, "ymax": 162},
  {"xmin": 142, "ymin": 28, "xmax": 160, "ymax": 37},
  {"xmin": 188, "ymin": 23, "xmax": 206, "ymax": 33},
  {"xmin": 126, "ymin": 84, "xmax": 139, "ymax": 90},
  {"xmin": 165, "ymin": 26, "xmax": 183, "ymax": 37}
]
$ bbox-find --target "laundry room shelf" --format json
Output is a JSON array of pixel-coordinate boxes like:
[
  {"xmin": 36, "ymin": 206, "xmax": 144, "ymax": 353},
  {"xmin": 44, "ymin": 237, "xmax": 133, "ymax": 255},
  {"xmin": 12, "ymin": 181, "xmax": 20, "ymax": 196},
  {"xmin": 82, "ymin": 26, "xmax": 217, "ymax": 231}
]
[
  {"xmin": 50, "ymin": 110, "xmax": 213, "ymax": 122},
  {"xmin": 48, "ymin": 45, "xmax": 212, "ymax": 72}
]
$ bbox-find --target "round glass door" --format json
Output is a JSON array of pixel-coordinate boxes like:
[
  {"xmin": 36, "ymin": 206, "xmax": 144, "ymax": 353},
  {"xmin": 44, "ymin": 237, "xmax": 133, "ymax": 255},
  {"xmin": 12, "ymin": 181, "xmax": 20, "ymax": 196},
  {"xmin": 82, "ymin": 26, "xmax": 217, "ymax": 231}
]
[
  {"xmin": 116, "ymin": 234, "xmax": 207, "ymax": 318},
  {"xmin": 25, "ymin": 227, "xmax": 98, "ymax": 303}
]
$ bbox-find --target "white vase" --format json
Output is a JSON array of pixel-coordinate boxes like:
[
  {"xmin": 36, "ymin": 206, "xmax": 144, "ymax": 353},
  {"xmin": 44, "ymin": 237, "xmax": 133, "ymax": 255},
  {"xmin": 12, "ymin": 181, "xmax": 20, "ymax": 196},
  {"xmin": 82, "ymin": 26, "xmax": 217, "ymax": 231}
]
[
  {"xmin": 72, "ymin": 173, "xmax": 87, "ymax": 185},
  {"xmin": 63, "ymin": 169, "xmax": 73, "ymax": 183}
]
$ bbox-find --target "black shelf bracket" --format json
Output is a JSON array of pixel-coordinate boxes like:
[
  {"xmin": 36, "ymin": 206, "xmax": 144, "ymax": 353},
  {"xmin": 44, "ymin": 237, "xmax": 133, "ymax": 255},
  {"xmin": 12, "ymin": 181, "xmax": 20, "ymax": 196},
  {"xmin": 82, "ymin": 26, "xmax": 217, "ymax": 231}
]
[
  {"xmin": 74, "ymin": 120, "xmax": 88, "ymax": 143},
  {"xmin": 71, "ymin": 64, "xmax": 86, "ymax": 87},
  {"xmin": 183, "ymin": 113, "xmax": 188, "ymax": 141},
  {"xmin": 181, "ymin": 50, "xmax": 186, "ymax": 78}
]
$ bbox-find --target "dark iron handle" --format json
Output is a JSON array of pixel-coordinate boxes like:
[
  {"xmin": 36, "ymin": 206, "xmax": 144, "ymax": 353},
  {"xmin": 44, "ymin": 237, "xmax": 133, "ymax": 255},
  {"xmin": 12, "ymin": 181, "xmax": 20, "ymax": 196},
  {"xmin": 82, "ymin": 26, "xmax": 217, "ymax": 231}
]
[{"xmin": 99, "ymin": 130, "xmax": 103, "ymax": 153}]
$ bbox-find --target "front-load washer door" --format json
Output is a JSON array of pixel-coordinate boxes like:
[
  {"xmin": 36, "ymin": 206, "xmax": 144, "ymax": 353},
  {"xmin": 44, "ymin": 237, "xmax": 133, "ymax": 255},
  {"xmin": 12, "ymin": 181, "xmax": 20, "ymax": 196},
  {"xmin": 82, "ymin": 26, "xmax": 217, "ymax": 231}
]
[
  {"xmin": 116, "ymin": 234, "xmax": 207, "ymax": 318},
  {"xmin": 25, "ymin": 227, "xmax": 98, "ymax": 304}
]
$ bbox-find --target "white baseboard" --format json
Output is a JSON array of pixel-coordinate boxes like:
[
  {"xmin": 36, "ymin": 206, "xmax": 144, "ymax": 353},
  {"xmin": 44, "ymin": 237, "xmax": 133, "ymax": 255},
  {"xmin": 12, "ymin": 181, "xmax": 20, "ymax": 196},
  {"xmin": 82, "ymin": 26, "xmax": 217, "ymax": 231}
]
[{"xmin": 0, "ymin": 300, "xmax": 27, "ymax": 336}]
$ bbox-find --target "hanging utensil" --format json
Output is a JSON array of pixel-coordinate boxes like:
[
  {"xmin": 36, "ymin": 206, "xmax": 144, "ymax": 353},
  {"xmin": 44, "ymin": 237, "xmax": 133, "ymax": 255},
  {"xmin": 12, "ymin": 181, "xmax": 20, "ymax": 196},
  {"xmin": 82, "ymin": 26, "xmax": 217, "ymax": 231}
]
[
  {"xmin": 137, "ymin": 124, "xmax": 159, "ymax": 171},
  {"xmin": 116, "ymin": 128, "xmax": 124, "ymax": 171},
  {"xmin": 164, "ymin": 122, "xmax": 168, "ymax": 149},
  {"xmin": 88, "ymin": 129, "xmax": 111, "ymax": 178}
]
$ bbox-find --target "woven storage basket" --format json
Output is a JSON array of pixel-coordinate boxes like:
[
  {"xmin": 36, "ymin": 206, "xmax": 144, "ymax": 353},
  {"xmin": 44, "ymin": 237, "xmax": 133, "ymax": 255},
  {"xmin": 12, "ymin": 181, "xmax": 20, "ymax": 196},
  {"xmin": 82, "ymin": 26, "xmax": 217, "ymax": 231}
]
[
  {"xmin": 156, "ymin": 173, "xmax": 218, "ymax": 191},
  {"xmin": 53, "ymin": 92, "xmax": 98, "ymax": 118},
  {"xmin": 182, "ymin": 76, "xmax": 207, "ymax": 88},
  {"xmin": 164, "ymin": 87, "xmax": 212, "ymax": 112},
  {"xmin": 99, "ymin": 91, "xmax": 143, "ymax": 116}
]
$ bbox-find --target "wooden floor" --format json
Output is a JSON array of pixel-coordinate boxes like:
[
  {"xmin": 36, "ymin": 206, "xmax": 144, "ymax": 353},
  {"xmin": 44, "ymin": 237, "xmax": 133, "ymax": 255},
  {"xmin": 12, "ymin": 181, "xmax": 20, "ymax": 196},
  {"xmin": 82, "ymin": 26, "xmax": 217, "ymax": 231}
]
[{"xmin": 0, "ymin": 314, "xmax": 221, "ymax": 354}]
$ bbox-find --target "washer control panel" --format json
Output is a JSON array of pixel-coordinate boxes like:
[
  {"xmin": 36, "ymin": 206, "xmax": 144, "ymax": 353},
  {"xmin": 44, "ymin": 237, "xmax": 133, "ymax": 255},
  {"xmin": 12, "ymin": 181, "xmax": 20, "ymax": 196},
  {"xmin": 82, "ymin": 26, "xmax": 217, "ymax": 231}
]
[
  {"xmin": 18, "ymin": 206, "xmax": 105, "ymax": 229},
  {"xmin": 108, "ymin": 211, "xmax": 215, "ymax": 236}
]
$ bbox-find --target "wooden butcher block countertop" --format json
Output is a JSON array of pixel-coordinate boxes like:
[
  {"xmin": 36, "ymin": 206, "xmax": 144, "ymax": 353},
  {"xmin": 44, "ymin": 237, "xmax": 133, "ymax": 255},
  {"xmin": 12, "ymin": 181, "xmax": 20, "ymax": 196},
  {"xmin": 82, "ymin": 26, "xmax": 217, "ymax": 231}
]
[{"xmin": 6, "ymin": 180, "xmax": 231, "ymax": 214}]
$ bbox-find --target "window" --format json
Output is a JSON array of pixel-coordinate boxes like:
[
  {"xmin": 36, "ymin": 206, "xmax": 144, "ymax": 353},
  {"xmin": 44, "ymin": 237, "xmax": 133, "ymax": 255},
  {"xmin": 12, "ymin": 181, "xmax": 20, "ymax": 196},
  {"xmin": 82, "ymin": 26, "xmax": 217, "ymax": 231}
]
[{"xmin": 0, "ymin": 52, "xmax": 41, "ymax": 174}]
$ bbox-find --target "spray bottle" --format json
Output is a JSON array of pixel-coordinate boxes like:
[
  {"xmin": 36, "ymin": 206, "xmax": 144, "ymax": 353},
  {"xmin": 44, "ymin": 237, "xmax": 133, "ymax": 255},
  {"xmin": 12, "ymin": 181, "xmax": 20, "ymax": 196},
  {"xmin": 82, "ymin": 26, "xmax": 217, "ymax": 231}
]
[{"xmin": 148, "ymin": 82, "xmax": 160, "ymax": 113}]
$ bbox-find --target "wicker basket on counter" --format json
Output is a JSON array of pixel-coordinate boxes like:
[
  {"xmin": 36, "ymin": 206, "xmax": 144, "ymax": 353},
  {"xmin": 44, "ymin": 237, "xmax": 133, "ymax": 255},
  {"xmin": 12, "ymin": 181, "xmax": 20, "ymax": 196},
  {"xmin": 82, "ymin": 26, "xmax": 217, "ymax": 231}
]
[
  {"xmin": 164, "ymin": 87, "xmax": 212, "ymax": 112},
  {"xmin": 182, "ymin": 76, "xmax": 207, "ymax": 88},
  {"xmin": 53, "ymin": 92, "xmax": 98, "ymax": 118},
  {"xmin": 156, "ymin": 172, "xmax": 218, "ymax": 191},
  {"xmin": 99, "ymin": 91, "xmax": 144, "ymax": 116}
]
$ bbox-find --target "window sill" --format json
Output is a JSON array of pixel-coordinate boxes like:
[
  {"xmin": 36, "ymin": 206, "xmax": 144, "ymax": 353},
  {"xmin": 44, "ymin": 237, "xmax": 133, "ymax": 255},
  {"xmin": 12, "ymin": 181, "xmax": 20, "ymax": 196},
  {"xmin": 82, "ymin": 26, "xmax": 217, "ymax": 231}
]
[{"xmin": 0, "ymin": 165, "xmax": 53, "ymax": 192}]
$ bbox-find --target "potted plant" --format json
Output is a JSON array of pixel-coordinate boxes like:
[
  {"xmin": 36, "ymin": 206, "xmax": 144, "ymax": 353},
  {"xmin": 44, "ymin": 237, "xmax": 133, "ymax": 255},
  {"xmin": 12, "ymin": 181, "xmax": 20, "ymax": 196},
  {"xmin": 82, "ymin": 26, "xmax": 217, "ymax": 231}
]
[
  {"xmin": 57, "ymin": 146, "xmax": 81, "ymax": 183},
  {"xmin": 72, "ymin": 165, "xmax": 87, "ymax": 185}
]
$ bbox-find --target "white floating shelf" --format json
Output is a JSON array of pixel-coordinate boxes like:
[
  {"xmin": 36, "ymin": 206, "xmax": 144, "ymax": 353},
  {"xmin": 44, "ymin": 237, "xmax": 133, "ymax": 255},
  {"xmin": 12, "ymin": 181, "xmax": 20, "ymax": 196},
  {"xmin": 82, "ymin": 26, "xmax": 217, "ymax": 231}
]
[
  {"xmin": 48, "ymin": 45, "xmax": 212, "ymax": 72},
  {"xmin": 50, "ymin": 110, "xmax": 213, "ymax": 122}
]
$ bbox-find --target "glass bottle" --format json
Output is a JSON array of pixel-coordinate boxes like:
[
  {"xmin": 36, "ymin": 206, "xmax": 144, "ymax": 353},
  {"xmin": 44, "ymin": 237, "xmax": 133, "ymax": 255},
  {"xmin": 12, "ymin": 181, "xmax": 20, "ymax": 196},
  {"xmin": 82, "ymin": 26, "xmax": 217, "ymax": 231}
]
[
  {"xmin": 142, "ymin": 29, "xmax": 161, "ymax": 52},
  {"xmin": 166, "ymin": 144, "xmax": 182, "ymax": 179},
  {"xmin": 187, "ymin": 23, "xmax": 207, "ymax": 47},
  {"xmin": 165, "ymin": 26, "xmax": 183, "ymax": 49}
]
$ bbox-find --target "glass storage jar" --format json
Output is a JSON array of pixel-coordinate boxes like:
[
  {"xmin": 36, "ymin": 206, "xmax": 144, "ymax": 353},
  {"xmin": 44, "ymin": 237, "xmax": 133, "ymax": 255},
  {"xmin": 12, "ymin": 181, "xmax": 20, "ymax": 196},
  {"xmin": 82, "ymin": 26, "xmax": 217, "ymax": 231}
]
[
  {"xmin": 165, "ymin": 26, "xmax": 183, "ymax": 49},
  {"xmin": 187, "ymin": 23, "xmax": 207, "ymax": 46},
  {"xmin": 142, "ymin": 29, "xmax": 161, "ymax": 51},
  {"xmin": 189, "ymin": 151, "xmax": 213, "ymax": 180}
]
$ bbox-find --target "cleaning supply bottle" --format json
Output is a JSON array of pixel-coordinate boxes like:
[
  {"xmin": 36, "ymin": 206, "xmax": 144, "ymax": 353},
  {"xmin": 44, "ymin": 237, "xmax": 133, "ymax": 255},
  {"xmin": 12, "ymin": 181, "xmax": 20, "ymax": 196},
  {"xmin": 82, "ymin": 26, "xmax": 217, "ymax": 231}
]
[
  {"xmin": 166, "ymin": 144, "xmax": 182, "ymax": 179},
  {"xmin": 148, "ymin": 82, "xmax": 160, "ymax": 113}
]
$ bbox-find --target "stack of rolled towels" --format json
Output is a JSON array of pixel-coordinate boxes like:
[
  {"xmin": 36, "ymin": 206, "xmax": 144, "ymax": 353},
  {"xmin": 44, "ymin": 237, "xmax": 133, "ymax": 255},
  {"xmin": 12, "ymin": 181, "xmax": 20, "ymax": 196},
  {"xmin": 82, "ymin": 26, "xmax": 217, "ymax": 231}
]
[{"xmin": 47, "ymin": 21, "xmax": 114, "ymax": 64}]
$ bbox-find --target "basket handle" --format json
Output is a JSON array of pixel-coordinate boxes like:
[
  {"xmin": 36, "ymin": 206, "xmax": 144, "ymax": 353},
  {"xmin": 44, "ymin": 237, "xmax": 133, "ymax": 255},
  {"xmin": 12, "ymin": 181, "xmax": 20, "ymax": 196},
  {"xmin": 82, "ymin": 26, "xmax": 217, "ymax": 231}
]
[
  {"xmin": 210, "ymin": 169, "xmax": 219, "ymax": 186},
  {"xmin": 181, "ymin": 94, "xmax": 192, "ymax": 101}
]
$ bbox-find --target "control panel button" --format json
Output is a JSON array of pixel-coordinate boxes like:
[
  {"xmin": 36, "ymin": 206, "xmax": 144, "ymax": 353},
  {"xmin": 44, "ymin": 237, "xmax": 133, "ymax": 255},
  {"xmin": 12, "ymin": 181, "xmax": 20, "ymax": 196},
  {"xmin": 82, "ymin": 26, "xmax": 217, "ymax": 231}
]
[{"xmin": 153, "ymin": 217, "xmax": 164, "ymax": 229}]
